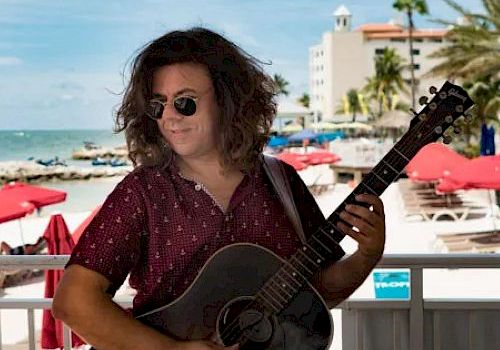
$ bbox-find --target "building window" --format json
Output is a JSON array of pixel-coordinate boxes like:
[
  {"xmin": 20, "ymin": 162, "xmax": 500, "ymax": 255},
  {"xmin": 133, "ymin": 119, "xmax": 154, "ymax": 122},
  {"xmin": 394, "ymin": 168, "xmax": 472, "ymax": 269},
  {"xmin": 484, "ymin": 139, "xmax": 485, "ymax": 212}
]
[
  {"xmin": 412, "ymin": 49, "xmax": 420, "ymax": 55},
  {"xmin": 343, "ymin": 18, "xmax": 347, "ymax": 26},
  {"xmin": 375, "ymin": 48, "xmax": 385, "ymax": 55},
  {"xmin": 414, "ymin": 64, "xmax": 420, "ymax": 70},
  {"xmin": 390, "ymin": 38, "xmax": 406, "ymax": 42},
  {"xmin": 430, "ymin": 38, "xmax": 443, "ymax": 43},
  {"xmin": 414, "ymin": 38, "xmax": 423, "ymax": 43}
]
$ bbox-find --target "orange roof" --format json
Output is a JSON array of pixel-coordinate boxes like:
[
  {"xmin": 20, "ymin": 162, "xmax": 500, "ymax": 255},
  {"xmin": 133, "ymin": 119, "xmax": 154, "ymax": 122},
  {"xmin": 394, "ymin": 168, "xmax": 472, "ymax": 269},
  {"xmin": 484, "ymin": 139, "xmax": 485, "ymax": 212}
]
[
  {"xmin": 357, "ymin": 23, "xmax": 403, "ymax": 33},
  {"xmin": 366, "ymin": 29, "xmax": 447, "ymax": 39}
]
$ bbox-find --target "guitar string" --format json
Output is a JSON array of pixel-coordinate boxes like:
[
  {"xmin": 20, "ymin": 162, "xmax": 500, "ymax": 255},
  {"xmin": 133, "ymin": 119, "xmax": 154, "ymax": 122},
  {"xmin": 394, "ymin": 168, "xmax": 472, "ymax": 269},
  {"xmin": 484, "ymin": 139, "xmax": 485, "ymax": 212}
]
[
  {"xmin": 217, "ymin": 128, "xmax": 428, "ymax": 347},
  {"xmin": 217, "ymin": 96, "xmax": 468, "ymax": 346}
]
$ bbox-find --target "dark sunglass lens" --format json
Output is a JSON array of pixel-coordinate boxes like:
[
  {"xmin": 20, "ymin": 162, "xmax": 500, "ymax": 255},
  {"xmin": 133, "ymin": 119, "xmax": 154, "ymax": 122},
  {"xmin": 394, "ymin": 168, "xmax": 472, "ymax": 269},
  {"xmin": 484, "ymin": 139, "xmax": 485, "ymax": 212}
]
[
  {"xmin": 147, "ymin": 100, "xmax": 164, "ymax": 119},
  {"xmin": 174, "ymin": 97, "xmax": 196, "ymax": 116}
]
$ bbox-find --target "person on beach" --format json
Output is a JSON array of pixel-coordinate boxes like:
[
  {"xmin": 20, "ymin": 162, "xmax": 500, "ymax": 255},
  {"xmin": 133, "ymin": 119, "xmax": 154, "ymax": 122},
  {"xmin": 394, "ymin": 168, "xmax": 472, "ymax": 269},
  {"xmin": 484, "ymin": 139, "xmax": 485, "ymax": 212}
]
[
  {"xmin": 52, "ymin": 27, "xmax": 385, "ymax": 350},
  {"xmin": 0, "ymin": 236, "xmax": 46, "ymax": 255}
]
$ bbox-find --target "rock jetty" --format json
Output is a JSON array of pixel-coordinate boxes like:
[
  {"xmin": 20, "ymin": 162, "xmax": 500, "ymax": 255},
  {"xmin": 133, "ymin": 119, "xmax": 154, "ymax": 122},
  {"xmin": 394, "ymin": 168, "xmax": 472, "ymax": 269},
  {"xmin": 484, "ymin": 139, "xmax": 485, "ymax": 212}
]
[
  {"xmin": 72, "ymin": 145, "xmax": 128, "ymax": 160},
  {"xmin": 0, "ymin": 161, "xmax": 133, "ymax": 184}
]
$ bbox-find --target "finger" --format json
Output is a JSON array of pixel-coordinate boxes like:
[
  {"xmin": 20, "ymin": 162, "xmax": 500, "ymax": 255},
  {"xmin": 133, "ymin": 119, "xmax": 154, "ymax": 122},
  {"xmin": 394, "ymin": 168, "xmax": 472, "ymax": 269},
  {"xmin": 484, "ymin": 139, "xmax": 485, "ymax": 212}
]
[
  {"xmin": 339, "ymin": 210, "xmax": 380, "ymax": 236},
  {"xmin": 336, "ymin": 221, "xmax": 370, "ymax": 244},
  {"xmin": 355, "ymin": 194, "xmax": 384, "ymax": 215},
  {"xmin": 345, "ymin": 204, "xmax": 381, "ymax": 224}
]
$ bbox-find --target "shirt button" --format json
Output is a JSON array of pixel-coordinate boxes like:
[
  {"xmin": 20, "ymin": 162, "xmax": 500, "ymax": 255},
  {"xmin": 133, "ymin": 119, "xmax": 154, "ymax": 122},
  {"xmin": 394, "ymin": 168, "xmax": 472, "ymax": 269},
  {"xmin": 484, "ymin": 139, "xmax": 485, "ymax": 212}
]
[
  {"xmin": 225, "ymin": 216, "xmax": 230, "ymax": 222},
  {"xmin": 194, "ymin": 184, "xmax": 202, "ymax": 191}
]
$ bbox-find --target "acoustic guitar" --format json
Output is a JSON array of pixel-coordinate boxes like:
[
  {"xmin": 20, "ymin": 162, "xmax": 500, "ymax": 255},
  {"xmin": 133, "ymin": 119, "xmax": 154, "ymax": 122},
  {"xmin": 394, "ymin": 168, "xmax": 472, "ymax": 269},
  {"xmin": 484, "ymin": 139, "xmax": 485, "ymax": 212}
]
[{"xmin": 92, "ymin": 81, "xmax": 474, "ymax": 350}]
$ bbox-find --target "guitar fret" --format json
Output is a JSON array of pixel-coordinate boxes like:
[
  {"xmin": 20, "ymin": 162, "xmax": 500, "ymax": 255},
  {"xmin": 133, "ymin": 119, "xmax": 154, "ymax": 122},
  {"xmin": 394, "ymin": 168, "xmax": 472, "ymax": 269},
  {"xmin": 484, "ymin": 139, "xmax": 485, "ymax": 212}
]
[
  {"xmin": 297, "ymin": 249, "xmax": 320, "ymax": 267},
  {"xmin": 270, "ymin": 278, "xmax": 293, "ymax": 298},
  {"xmin": 318, "ymin": 227, "xmax": 340, "ymax": 245},
  {"xmin": 259, "ymin": 287, "xmax": 284, "ymax": 309},
  {"xmin": 280, "ymin": 266, "xmax": 304, "ymax": 288},
  {"xmin": 290, "ymin": 255, "xmax": 314, "ymax": 275},
  {"xmin": 264, "ymin": 283, "xmax": 288, "ymax": 304},
  {"xmin": 276, "ymin": 271, "xmax": 299, "ymax": 292},
  {"xmin": 360, "ymin": 182, "xmax": 377, "ymax": 195},
  {"xmin": 381, "ymin": 159, "xmax": 399, "ymax": 175},
  {"xmin": 311, "ymin": 235, "xmax": 333, "ymax": 254},
  {"xmin": 255, "ymin": 294, "xmax": 280, "ymax": 312},
  {"xmin": 371, "ymin": 171, "xmax": 389, "ymax": 186},
  {"xmin": 393, "ymin": 148, "xmax": 410, "ymax": 162},
  {"xmin": 304, "ymin": 243, "xmax": 325, "ymax": 260},
  {"xmin": 285, "ymin": 258, "xmax": 311, "ymax": 282}
]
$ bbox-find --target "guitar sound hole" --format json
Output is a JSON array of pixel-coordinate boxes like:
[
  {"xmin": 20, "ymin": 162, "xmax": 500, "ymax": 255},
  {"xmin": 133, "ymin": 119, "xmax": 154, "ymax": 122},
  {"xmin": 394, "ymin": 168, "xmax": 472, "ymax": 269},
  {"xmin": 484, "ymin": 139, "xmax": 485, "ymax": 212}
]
[{"xmin": 217, "ymin": 297, "xmax": 275, "ymax": 348}]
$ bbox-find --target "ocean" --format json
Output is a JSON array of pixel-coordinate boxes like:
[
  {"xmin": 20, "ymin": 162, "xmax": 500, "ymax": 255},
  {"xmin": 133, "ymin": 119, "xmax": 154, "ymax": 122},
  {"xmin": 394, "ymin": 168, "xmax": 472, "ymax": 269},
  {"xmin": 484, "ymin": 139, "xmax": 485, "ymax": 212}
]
[{"xmin": 0, "ymin": 129, "xmax": 126, "ymax": 164}]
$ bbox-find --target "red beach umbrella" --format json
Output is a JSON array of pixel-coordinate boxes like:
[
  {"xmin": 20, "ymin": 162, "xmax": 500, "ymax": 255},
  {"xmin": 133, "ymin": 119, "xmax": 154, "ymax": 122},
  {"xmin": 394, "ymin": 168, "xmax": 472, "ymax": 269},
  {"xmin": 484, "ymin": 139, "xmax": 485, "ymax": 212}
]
[
  {"xmin": 0, "ymin": 199, "xmax": 35, "ymax": 224},
  {"xmin": 0, "ymin": 182, "xmax": 66, "ymax": 208},
  {"xmin": 405, "ymin": 143, "xmax": 468, "ymax": 182},
  {"xmin": 41, "ymin": 214, "xmax": 85, "ymax": 349},
  {"xmin": 72, "ymin": 205, "xmax": 102, "ymax": 243},
  {"xmin": 306, "ymin": 151, "xmax": 341, "ymax": 165},
  {"xmin": 276, "ymin": 153, "xmax": 309, "ymax": 171},
  {"xmin": 437, "ymin": 155, "xmax": 500, "ymax": 193}
]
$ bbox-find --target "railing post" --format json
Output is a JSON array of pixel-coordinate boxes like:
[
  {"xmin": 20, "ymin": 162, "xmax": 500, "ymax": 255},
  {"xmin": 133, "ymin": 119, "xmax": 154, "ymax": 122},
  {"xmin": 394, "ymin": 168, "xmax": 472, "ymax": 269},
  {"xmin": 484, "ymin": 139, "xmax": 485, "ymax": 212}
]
[
  {"xmin": 27, "ymin": 309, "xmax": 36, "ymax": 350},
  {"xmin": 63, "ymin": 323, "xmax": 72, "ymax": 350},
  {"xmin": 409, "ymin": 267, "xmax": 423, "ymax": 350}
]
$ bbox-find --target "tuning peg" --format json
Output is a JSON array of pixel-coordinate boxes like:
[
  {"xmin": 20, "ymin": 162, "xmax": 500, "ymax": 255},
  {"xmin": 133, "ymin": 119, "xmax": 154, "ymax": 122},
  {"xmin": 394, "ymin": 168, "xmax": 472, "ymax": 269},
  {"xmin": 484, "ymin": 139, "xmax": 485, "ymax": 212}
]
[
  {"xmin": 445, "ymin": 115, "xmax": 453, "ymax": 123},
  {"xmin": 453, "ymin": 126, "xmax": 462, "ymax": 134},
  {"xmin": 464, "ymin": 112, "xmax": 473, "ymax": 122},
  {"xmin": 455, "ymin": 105, "xmax": 464, "ymax": 113},
  {"xmin": 434, "ymin": 126, "xmax": 443, "ymax": 134},
  {"xmin": 443, "ymin": 135, "xmax": 453, "ymax": 144},
  {"xmin": 429, "ymin": 102, "xmax": 437, "ymax": 111},
  {"xmin": 419, "ymin": 113, "xmax": 428, "ymax": 121},
  {"xmin": 439, "ymin": 91, "xmax": 447, "ymax": 99},
  {"xmin": 429, "ymin": 86, "xmax": 438, "ymax": 94},
  {"xmin": 419, "ymin": 96, "xmax": 429, "ymax": 105}
]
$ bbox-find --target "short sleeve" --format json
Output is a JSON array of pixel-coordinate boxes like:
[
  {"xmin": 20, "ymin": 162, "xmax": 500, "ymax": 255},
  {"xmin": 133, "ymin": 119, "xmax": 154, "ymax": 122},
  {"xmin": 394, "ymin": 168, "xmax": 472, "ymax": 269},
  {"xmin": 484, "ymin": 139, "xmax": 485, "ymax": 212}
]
[
  {"xmin": 280, "ymin": 161, "xmax": 346, "ymax": 261},
  {"xmin": 66, "ymin": 171, "xmax": 146, "ymax": 294}
]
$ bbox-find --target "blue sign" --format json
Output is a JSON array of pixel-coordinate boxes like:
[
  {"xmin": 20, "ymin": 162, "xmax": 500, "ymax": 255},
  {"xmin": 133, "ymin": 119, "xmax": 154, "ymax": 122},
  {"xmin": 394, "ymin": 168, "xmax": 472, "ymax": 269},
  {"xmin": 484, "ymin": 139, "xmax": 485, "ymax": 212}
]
[{"xmin": 373, "ymin": 271, "xmax": 410, "ymax": 299}]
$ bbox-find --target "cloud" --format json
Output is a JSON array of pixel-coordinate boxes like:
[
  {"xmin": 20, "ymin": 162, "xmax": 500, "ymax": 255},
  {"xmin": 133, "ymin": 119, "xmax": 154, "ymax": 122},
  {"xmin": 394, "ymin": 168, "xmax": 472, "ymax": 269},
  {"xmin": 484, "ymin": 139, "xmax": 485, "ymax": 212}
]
[{"xmin": 0, "ymin": 56, "xmax": 22, "ymax": 66}]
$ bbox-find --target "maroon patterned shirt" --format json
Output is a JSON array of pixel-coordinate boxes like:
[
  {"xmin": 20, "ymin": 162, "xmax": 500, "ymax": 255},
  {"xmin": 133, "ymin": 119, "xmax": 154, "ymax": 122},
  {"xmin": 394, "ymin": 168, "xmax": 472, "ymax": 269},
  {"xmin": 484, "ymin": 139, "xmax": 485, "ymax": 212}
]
[{"xmin": 67, "ymin": 158, "xmax": 345, "ymax": 316}]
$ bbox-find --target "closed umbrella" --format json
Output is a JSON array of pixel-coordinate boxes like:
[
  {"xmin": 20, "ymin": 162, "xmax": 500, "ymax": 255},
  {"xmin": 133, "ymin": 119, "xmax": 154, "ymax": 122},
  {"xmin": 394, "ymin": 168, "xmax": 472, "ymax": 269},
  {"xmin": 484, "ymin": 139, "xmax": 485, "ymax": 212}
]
[
  {"xmin": 41, "ymin": 214, "xmax": 85, "ymax": 349},
  {"xmin": 72, "ymin": 205, "xmax": 101, "ymax": 243}
]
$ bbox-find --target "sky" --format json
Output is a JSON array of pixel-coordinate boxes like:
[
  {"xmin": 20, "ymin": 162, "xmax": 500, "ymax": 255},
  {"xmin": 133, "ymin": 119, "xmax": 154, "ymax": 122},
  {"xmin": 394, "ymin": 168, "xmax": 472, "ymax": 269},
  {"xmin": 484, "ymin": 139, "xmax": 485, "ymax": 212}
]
[{"xmin": 0, "ymin": 0, "xmax": 484, "ymax": 130}]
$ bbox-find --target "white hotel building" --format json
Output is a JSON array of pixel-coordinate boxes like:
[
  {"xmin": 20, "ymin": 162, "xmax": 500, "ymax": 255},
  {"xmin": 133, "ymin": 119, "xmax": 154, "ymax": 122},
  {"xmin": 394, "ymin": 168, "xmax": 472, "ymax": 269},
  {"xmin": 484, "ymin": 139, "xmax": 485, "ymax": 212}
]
[{"xmin": 309, "ymin": 5, "xmax": 450, "ymax": 120}]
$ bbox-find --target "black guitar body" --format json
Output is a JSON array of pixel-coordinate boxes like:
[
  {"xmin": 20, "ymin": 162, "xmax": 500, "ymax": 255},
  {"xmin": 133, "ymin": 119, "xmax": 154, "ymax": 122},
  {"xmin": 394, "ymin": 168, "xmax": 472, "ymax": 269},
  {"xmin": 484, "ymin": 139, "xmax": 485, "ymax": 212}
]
[{"xmin": 137, "ymin": 243, "xmax": 333, "ymax": 350}]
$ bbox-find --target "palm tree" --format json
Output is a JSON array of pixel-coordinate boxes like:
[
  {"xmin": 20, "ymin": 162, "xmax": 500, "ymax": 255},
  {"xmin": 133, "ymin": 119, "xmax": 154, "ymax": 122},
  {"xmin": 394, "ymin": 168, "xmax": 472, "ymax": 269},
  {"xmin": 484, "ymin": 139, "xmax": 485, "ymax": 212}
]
[
  {"xmin": 425, "ymin": 0, "xmax": 500, "ymax": 155},
  {"xmin": 457, "ymin": 78, "xmax": 500, "ymax": 151},
  {"xmin": 426, "ymin": 0, "xmax": 500, "ymax": 80},
  {"xmin": 272, "ymin": 74, "xmax": 290, "ymax": 97},
  {"xmin": 393, "ymin": 0, "xmax": 429, "ymax": 110},
  {"xmin": 297, "ymin": 93, "xmax": 310, "ymax": 108},
  {"xmin": 363, "ymin": 48, "xmax": 407, "ymax": 117},
  {"xmin": 346, "ymin": 89, "xmax": 363, "ymax": 122}
]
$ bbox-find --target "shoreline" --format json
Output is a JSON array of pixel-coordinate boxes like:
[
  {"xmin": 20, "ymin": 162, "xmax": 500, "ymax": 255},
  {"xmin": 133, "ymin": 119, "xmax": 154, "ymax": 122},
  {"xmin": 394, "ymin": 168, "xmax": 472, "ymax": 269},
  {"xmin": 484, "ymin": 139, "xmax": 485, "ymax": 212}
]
[{"xmin": 0, "ymin": 160, "xmax": 132, "ymax": 184}]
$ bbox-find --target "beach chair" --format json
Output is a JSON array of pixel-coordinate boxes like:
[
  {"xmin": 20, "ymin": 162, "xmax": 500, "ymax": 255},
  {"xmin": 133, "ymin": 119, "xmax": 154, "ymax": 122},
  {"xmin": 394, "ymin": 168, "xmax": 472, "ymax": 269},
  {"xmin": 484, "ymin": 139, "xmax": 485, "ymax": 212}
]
[
  {"xmin": 434, "ymin": 231, "xmax": 500, "ymax": 253},
  {"xmin": 307, "ymin": 173, "xmax": 334, "ymax": 196}
]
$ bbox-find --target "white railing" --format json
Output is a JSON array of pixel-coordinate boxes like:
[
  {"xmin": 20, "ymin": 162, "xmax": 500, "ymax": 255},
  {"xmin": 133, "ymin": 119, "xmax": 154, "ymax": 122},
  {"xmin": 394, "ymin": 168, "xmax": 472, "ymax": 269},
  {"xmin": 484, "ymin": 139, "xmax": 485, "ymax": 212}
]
[{"xmin": 1, "ymin": 254, "xmax": 499, "ymax": 350}]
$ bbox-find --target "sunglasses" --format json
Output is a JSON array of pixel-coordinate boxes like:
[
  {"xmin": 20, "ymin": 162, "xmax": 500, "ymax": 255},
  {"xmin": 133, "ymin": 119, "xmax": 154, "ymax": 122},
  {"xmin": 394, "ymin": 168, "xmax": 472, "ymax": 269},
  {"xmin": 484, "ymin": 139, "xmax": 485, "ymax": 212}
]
[{"xmin": 146, "ymin": 96, "xmax": 199, "ymax": 120}]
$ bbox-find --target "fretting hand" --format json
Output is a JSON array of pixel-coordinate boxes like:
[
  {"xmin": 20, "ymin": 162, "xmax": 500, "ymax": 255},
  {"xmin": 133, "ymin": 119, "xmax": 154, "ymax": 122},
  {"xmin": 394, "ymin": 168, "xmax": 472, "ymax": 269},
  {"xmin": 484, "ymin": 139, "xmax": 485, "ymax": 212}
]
[{"xmin": 336, "ymin": 194, "xmax": 386, "ymax": 261}]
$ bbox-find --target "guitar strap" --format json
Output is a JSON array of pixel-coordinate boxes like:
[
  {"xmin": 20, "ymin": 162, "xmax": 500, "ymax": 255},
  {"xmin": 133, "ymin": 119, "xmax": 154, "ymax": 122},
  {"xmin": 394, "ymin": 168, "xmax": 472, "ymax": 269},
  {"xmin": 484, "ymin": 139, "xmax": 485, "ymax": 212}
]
[{"xmin": 262, "ymin": 154, "xmax": 307, "ymax": 244}]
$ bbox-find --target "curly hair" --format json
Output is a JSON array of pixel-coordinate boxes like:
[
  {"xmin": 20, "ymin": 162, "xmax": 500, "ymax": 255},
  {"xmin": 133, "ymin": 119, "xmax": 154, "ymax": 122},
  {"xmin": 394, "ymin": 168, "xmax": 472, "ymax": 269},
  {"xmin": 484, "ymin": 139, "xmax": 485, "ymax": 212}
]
[{"xmin": 114, "ymin": 27, "xmax": 277, "ymax": 172}]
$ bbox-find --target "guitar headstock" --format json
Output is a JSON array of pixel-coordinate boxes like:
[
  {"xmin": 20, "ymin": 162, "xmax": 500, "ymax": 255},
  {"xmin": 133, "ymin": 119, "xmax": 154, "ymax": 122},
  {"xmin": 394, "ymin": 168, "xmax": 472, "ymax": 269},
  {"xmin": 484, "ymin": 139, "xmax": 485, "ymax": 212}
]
[{"xmin": 408, "ymin": 81, "xmax": 475, "ymax": 147}]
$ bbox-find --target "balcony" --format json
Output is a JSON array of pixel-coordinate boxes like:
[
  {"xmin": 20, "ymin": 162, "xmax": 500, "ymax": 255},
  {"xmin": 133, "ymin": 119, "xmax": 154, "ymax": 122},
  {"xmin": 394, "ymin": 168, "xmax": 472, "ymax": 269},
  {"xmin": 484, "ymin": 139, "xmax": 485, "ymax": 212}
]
[{"xmin": 0, "ymin": 254, "xmax": 499, "ymax": 349}]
